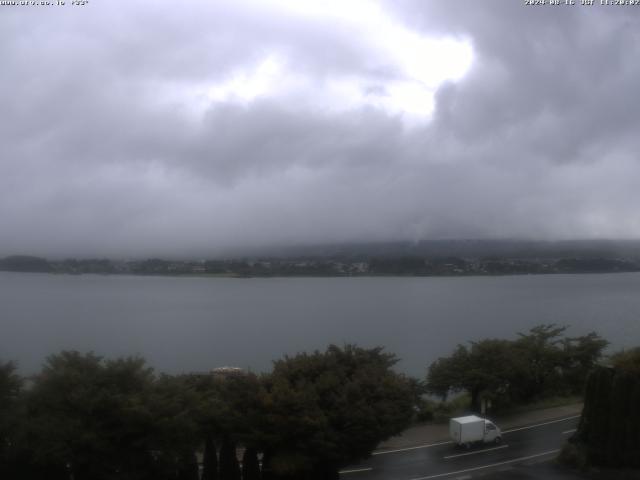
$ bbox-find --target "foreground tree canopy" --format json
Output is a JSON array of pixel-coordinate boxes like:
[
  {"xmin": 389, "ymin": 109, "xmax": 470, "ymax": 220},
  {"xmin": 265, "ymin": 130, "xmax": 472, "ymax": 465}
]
[
  {"xmin": 260, "ymin": 345, "xmax": 415, "ymax": 478},
  {"xmin": 426, "ymin": 324, "xmax": 608, "ymax": 412},
  {"xmin": 566, "ymin": 347, "xmax": 640, "ymax": 469},
  {"xmin": 1, "ymin": 329, "xmax": 617, "ymax": 479},
  {"xmin": 0, "ymin": 345, "xmax": 415, "ymax": 480}
]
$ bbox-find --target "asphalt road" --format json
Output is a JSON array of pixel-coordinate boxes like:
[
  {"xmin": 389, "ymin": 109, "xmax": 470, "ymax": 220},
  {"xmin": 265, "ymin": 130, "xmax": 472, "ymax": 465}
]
[{"xmin": 340, "ymin": 416, "xmax": 580, "ymax": 480}]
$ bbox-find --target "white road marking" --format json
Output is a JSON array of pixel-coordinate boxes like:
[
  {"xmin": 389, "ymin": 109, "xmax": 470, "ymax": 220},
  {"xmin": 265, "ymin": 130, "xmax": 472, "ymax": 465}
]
[
  {"xmin": 562, "ymin": 429, "xmax": 577, "ymax": 435},
  {"xmin": 372, "ymin": 415, "xmax": 579, "ymax": 456},
  {"xmin": 372, "ymin": 441, "xmax": 453, "ymax": 456},
  {"xmin": 443, "ymin": 444, "xmax": 508, "ymax": 459},
  {"xmin": 409, "ymin": 449, "xmax": 560, "ymax": 480},
  {"xmin": 339, "ymin": 467, "xmax": 373, "ymax": 474},
  {"xmin": 502, "ymin": 415, "xmax": 580, "ymax": 434}
]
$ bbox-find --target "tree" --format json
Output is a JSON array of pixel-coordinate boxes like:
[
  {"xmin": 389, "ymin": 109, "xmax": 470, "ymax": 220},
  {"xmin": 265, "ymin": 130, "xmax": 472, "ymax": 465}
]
[
  {"xmin": 25, "ymin": 351, "xmax": 111, "ymax": 479},
  {"xmin": 23, "ymin": 351, "xmax": 163, "ymax": 480},
  {"xmin": 426, "ymin": 345, "xmax": 469, "ymax": 401},
  {"xmin": 186, "ymin": 370, "xmax": 263, "ymax": 480},
  {"xmin": 569, "ymin": 348, "xmax": 640, "ymax": 468},
  {"xmin": 201, "ymin": 435, "xmax": 218, "ymax": 480},
  {"xmin": 241, "ymin": 447, "xmax": 260, "ymax": 480},
  {"xmin": 610, "ymin": 347, "xmax": 640, "ymax": 375},
  {"xmin": 176, "ymin": 450, "xmax": 199, "ymax": 480},
  {"xmin": 514, "ymin": 325, "xmax": 608, "ymax": 400},
  {"xmin": 147, "ymin": 374, "xmax": 203, "ymax": 480},
  {"xmin": 218, "ymin": 438, "xmax": 241, "ymax": 480},
  {"xmin": 0, "ymin": 361, "xmax": 22, "ymax": 478},
  {"xmin": 427, "ymin": 340, "xmax": 524, "ymax": 411},
  {"xmin": 260, "ymin": 345, "xmax": 415, "ymax": 479},
  {"xmin": 512, "ymin": 324, "xmax": 568, "ymax": 400},
  {"xmin": 560, "ymin": 332, "xmax": 609, "ymax": 394}
]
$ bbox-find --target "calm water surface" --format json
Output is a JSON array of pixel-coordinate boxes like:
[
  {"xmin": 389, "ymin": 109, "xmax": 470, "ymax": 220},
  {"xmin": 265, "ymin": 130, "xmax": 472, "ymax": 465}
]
[{"xmin": 1, "ymin": 272, "xmax": 639, "ymax": 377}]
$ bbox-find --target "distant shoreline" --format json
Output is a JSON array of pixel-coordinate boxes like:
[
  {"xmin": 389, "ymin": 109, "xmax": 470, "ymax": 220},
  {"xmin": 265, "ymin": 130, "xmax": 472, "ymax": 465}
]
[
  {"xmin": 3, "ymin": 269, "xmax": 640, "ymax": 280},
  {"xmin": 2, "ymin": 253, "xmax": 640, "ymax": 279}
]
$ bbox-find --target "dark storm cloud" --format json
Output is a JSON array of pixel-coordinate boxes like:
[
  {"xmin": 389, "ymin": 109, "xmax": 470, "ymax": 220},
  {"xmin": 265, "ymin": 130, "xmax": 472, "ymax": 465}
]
[{"xmin": 1, "ymin": 0, "xmax": 639, "ymax": 257}]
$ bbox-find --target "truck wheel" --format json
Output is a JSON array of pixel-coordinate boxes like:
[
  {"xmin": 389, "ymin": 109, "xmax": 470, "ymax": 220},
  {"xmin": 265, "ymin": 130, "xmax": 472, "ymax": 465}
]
[{"xmin": 494, "ymin": 436, "xmax": 502, "ymax": 444}]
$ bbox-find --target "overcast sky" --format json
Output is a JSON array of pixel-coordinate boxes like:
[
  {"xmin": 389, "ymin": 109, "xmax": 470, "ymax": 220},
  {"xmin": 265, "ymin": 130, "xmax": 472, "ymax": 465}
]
[{"xmin": 2, "ymin": 0, "xmax": 639, "ymax": 257}]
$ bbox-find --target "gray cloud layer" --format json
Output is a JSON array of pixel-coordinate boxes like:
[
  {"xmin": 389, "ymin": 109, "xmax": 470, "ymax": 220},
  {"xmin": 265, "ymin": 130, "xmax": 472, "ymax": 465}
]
[{"xmin": 2, "ymin": 0, "xmax": 639, "ymax": 257}]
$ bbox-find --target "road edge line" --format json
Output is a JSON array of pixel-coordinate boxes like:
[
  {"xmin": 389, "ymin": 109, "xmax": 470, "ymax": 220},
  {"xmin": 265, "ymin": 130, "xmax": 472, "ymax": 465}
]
[
  {"xmin": 502, "ymin": 415, "xmax": 581, "ymax": 434},
  {"xmin": 409, "ymin": 449, "xmax": 560, "ymax": 480},
  {"xmin": 372, "ymin": 440, "xmax": 453, "ymax": 455},
  {"xmin": 372, "ymin": 414, "xmax": 580, "ymax": 456},
  {"xmin": 443, "ymin": 444, "xmax": 508, "ymax": 459},
  {"xmin": 339, "ymin": 467, "xmax": 373, "ymax": 474}
]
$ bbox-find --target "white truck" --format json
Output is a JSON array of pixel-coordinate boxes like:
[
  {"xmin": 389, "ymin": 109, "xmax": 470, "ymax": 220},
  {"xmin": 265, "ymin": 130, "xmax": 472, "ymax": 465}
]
[{"xmin": 449, "ymin": 415, "xmax": 502, "ymax": 447}]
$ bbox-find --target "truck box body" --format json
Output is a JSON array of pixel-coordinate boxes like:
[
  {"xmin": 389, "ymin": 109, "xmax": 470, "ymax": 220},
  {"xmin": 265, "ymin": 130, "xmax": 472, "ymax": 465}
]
[{"xmin": 449, "ymin": 415, "xmax": 486, "ymax": 444}]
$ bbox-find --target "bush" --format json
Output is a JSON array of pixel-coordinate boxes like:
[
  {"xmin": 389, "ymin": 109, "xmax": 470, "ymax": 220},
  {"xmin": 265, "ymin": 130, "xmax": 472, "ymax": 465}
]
[{"xmin": 414, "ymin": 399, "xmax": 434, "ymax": 423}]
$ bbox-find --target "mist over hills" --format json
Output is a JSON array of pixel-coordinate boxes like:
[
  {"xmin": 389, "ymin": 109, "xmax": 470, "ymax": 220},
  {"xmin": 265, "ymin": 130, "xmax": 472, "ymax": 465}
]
[{"xmin": 237, "ymin": 239, "xmax": 640, "ymax": 261}]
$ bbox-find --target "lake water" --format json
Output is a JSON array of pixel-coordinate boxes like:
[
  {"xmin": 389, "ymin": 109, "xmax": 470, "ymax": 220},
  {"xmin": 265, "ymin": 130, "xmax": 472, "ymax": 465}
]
[{"xmin": 1, "ymin": 272, "xmax": 639, "ymax": 377}]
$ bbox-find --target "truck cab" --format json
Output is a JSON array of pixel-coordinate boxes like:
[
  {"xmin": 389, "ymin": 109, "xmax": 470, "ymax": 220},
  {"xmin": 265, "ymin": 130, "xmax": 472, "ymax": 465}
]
[{"xmin": 482, "ymin": 419, "xmax": 501, "ymax": 443}]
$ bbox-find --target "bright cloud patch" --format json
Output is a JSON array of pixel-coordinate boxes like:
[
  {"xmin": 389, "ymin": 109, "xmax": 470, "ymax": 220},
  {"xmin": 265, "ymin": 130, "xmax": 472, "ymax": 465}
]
[{"xmin": 200, "ymin": 1, "xmax": 473, "ymax": 122}]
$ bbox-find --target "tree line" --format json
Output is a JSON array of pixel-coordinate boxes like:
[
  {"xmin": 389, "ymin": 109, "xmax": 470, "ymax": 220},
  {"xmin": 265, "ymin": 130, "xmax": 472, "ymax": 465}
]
[
  {"xmin": 426, "ymin": 325, "xmax": 608, "ymax": 412},
  {"xmin": 0, "ymin": 345, "xmax": 416, "ymax": 480},
  {"xmin": 3, "ymin": 254, "xmax": 640, "ymax": 277},
  {"xmin": 0, "ymin": 326, "xmax": 616, "ymax": 479}
]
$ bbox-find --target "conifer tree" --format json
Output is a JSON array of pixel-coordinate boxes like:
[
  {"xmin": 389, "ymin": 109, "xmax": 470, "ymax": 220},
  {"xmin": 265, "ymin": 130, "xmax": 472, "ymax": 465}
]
[
  {"xmin": 572, "ymin": 349, "xmax": 640, "ymax": 468},
  {"xmin": 219, "ymin": 438, "xmax": 241, "ymax": 480},
  {"xmin": 261, "ymin": 450, "xmax": 274, "ymax": 480},
  {"xmin": 0, "ymin": 361, "xmax": 21, "ymax": 478},
  {"xmin": 241, "ymin": 447, "xmax": 260, "ymax": 480},
  {"xmin": 202, "ymin": 435, "xmax": 218, "ymax": 480},
  {"xmin": 176, "ymin": 450, "xmax": 199, "ymax": 480}
]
